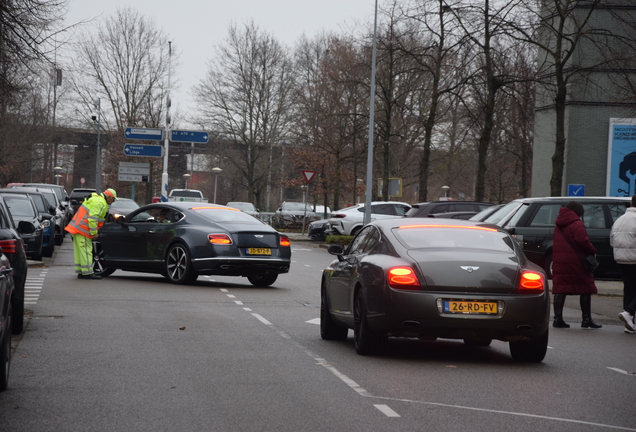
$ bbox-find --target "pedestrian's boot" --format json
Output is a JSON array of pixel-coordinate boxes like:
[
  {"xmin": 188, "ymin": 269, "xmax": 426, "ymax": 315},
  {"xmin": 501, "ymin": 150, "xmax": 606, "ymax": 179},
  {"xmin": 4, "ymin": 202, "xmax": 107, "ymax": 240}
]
[
  {"xmin": 580, "ymin": 294, "xmax": 602, "ymax": 329},
  {"xmin": 552, "ymin": 294, "xmax": 570, "ymax": 328}
]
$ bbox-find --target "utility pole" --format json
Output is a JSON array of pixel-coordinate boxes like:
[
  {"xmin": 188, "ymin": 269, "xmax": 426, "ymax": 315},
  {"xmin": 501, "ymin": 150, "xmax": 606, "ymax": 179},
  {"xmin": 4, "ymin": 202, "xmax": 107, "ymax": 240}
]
[
  {"xmin": 161, "ymin": 41, "xmax": 172, "ymax": 202},
  {"xmin": 94, "ymin": 98, "xmax": 101, "ymax": 192}
]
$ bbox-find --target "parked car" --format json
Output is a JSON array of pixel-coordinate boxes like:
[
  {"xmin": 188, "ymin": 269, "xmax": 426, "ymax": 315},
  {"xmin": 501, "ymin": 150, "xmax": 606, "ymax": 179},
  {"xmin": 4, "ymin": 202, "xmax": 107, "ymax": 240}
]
[
  {"xmin": 0, "ymin": 189, "xmax": 55, "ymax": 257},
  {"xmin": 328, "ymin": 201, "xmax": 411, "ymax": 236},
  {"xmin": 14, "ymin": 183, "xmax": 71, "ymax": 226},
  {"xmin": 308, "ymin": 219, "xmax": 331, "ymax": 241},
  {"xmin": 93, "ymin": 203, "xmax": 292, "ymax": 286},
  {"xmin": 274, "ymin": 201, "xmax": 315, "ymax": 228},
  {"xmin": 0, "ymin": 194, "xmax": 28, "ymax": 335},
  {"xmin": 0, "ymin": 245, "xmax": 15, "ymax": 391},
  {"xmin": 106, "ymin": 198, "xmax": 140, "ymax": 222},
  {"xmin": 20, "ymin": 187, "xmax": 65, "ymax": 246},
  {"xmin": 0, "ymin": 192, "xmax": 45, "ymax": 260},
  {"xmin": 320, "ymin": 218, "xmax": 550, "ymax": 361},
  {"xmin": 226, "ymin": 202, "xmax": 260, "ymax": 218},
  {"xmin": 69, "ymin": 188, "xmax": 97, "ymax": 214},
  {"xmin": 481, "ymin": 196, "xmax": 631, "ymax": 278},
  {"xmin": 405, "ymin": 201, "xmax": 493, "ymax": 218}
]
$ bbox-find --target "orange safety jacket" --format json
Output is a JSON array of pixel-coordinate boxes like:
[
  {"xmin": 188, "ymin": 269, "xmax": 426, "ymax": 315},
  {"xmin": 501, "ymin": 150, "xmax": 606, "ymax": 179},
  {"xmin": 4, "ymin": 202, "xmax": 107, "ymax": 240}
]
[{"xmin": 65, "ymin": 193, "xmax": 108, "ymax": 238}]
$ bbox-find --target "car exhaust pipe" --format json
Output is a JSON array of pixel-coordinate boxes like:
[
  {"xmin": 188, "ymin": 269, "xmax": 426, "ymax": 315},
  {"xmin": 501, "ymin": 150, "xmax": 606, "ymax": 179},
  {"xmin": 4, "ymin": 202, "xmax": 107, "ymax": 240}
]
[
  {"xmin": 516, "ymin": 325, "xmax": 533, "ymax": 331},
  {"xmin": 220, "ymin": 265, "xmax": 236, "ymax": 270}
]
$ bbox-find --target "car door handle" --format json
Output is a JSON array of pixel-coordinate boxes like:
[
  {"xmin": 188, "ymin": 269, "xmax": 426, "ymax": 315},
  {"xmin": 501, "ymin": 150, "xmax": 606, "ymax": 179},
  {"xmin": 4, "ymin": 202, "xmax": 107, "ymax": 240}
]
[{"xmin": 148, "ymin": 230, "xmax": 156, "ymax": 234}]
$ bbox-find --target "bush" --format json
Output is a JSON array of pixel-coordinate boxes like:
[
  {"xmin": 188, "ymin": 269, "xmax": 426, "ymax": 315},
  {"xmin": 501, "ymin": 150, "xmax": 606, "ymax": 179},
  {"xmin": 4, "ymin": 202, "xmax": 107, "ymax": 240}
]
[{"xmin": 326, "ymin": 235, "xmax": 354, "ymax": 245}]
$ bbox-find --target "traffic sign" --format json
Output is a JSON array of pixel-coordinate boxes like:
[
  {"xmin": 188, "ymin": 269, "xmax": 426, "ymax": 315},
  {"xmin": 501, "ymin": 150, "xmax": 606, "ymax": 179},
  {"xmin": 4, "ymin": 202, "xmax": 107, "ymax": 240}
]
[
  {"xmin": 170, "ymin": 130, "xmax": 209, "ymax": 143},
  {"xmin": 118, "ymin": 174, "xmax": 148, "ymax": 182},
  {"xmin": 568, "ymin": 184, "xmax": 585, "ymax": 196},
  {"xmin": 302, "ymin": 170, "xmax": 317, "ymax": 183},
  {"xmin": 125, "ymin": 127, "xmax": 163, "ymax": 141},
  {"xmin": 124, "ymin": 144, "xmax": 163, "ymax": 157},
  {"xmin": 119, "ymin": 162, "xmax": 150, "ymax": 175}
]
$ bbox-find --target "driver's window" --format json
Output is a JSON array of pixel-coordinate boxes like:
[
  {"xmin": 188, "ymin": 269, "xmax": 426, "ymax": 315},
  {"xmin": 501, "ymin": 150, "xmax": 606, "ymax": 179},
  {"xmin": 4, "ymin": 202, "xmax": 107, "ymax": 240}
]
[
  {"xmin": 347, "ymin": 227, "xmax": 373, "ymax": 255},
  {"xmin": 130, "ymin": 209, "xmax": 156, "ymax": 223}
]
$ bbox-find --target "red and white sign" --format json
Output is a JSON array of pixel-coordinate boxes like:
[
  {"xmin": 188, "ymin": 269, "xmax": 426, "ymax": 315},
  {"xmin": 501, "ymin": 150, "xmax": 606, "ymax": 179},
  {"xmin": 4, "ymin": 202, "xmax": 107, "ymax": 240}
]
[
  {"xmin": 80, "ymin": 177, "xmax": 85, "ymax": 185},
  {"xmin": 302, "ymin": 170, "xmax": 317, "ymax": 183}
]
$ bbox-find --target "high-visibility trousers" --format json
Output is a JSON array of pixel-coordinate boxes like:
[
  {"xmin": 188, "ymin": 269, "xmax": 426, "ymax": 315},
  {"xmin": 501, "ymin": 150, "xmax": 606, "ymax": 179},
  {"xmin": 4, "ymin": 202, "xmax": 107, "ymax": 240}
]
[{"xmin": 72, "ymin": 234, "xmax": 94, "ymax": 276}]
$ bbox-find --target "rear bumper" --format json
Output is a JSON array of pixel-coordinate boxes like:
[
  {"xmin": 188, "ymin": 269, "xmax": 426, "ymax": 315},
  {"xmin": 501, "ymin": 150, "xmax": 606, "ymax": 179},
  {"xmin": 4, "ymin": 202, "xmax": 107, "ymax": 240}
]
[{"xmin": 191, "ymin": 256, "xmax": 291, "ymax": 277}]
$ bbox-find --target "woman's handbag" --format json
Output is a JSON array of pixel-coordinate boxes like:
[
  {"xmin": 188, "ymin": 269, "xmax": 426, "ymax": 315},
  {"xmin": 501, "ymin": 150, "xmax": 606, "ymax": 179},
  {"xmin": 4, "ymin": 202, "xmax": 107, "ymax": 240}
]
[
  {"xmin": 558, "ymin": 226, "xmax": 599, "ymax": 274},
  {"xmin": 582, "ymin": 254, "xmax": 599, "ymax": 273}
]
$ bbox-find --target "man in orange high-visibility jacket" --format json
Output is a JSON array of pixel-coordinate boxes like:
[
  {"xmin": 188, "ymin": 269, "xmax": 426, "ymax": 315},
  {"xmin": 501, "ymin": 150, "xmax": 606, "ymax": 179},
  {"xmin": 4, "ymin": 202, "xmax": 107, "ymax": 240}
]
[{"xmin": 65, "ymin": 188, "xmax": 117, "ymax": 279}]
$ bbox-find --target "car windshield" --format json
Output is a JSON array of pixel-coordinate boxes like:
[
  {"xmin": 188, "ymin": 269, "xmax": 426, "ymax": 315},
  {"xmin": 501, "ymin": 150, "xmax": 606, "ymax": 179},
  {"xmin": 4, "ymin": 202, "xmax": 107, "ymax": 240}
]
[
  {"xmin": 3, "ymin": 196, "xmax": 35, "ymax": 218},
  {"xmin": 392, "ymin": 225, "xmax": 515, "ymax": 252},
  {"xmin": 196, "ymin": 208, "xmax": 263, "ymax": 223},
  {"xmin": 227, "ymin": 202, "xmax": 256, "ymax": 211},
  {"xmin": 282, "ymin": 202, "xmax": 311, "ymax": 211},
  {"xmin": 41, "ymin": 192, "xmax": 57, "ymax": 208},
  {"xmin": 482, "ymin": 201, "xmax": 522, "ymax": 225},
  {"xmin": 112, "ymin": 200, "xmax": 140, "ymax": 210}
]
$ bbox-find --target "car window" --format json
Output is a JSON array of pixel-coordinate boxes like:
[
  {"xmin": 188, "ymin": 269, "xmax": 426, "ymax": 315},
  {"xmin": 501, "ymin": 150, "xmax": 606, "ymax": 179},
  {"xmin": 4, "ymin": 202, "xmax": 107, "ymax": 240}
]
[
  {"xmin": 608, "ymin": 202, "xmax": 629, "ymax": 225},
  {"xmin": 477, "ymin": 204, "xmax": 491, "ymax": 211},
  {"xmin": 454, "ymin": 204, "xmax": 475, "ymax": 212},
  {"xmin": 394, "ymin": 205, "xmax": 410, "ymax": 216},
  {"xmin": 362, "ymin": 227, "xmax": 381, "ymax": 253},
  {"xmin": 528, "ymin": 204, "xmax": 562, "ymax": 227},
  {"xmin": 370, "ymin": 204, "xmax": 394, "ymax": 215},
  {"xmin": 393, "ymin": 226, "xmax": 515, "ymax": 252},
  {"xmin": 347, "ymin": 226, "xmax": 375, "ymax": 255},
  {"xmin": 4, "ymin": 196, "xmax": 35, "ymax": 218},
  {"xmin": 503, "ymin": 203, "xmax": 531, "ymax": 228},
  {"xmin": 28, "ymin": 194, "xmax": 47, "ymax": 213},
  {"xmin": 129, "ymin": 210, "xmax": 155, "ymax": 223},
  {"xmin": 582, "ymin": 203, "xmax": 606, "ymax": 229}
]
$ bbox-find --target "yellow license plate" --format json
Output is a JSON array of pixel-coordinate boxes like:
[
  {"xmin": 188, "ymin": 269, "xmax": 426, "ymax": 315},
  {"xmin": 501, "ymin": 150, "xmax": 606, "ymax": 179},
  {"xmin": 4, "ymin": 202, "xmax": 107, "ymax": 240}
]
[
  {"xmin": 444, "ymin": 300, "xmax": 498, "ymax": 314},
  {"xmin": 247, "ymin": 248, "xmax": 271, "ymax": 255}
]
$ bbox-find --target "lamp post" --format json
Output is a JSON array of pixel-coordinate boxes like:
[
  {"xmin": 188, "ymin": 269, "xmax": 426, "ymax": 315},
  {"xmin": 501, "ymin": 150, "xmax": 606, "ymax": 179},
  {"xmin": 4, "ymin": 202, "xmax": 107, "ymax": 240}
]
[
  {"xmin": 212, "ymin": 167, "xmax": 222, "ymax": 203},
  {"xmin": 53, "ymin": 166, "xmax": 63, "ymax": 185},
  {"xmin": 183, "ymin": 173, "xmax": 191, "ymax": 189}
]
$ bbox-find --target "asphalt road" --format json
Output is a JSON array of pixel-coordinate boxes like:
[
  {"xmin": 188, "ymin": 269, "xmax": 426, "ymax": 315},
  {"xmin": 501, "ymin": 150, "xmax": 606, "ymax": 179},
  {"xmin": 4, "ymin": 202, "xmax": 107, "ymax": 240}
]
[{"xmin": 1, "ymin": 239, "xmax": 634, "ymax": 432}]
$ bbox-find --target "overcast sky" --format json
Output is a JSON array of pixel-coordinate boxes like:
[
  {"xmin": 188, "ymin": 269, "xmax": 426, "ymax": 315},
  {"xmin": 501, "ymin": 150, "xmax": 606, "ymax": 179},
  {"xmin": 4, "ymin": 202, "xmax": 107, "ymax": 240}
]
[{"xmin": 64, "ymin": 0, "xmax": 376, "ymax": 124}]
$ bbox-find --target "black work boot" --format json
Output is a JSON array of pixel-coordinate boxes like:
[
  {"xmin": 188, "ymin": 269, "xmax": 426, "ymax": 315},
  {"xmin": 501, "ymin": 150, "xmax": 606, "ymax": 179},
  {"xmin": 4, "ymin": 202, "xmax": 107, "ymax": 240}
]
[
  {"xmin": 580, "ymin": 294, "xmax": 602, "ymax": 328},
  {"xmin": 553, "ymin": 294, "xmax": 570, "ymax": 328}
]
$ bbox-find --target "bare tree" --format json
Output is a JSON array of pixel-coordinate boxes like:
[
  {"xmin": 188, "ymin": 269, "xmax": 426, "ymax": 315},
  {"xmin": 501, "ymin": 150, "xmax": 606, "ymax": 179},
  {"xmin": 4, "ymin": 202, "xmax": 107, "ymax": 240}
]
[{"xmin": 194, "ymin": 21, "xmax": 295, "ymax": 206}]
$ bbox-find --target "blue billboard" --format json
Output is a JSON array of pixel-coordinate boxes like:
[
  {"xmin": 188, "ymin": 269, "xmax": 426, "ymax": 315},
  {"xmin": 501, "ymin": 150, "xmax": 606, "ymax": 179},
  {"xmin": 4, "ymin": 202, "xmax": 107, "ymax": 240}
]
[{"xmin": 607, "ymin": 119, "xmax": 636, "ymax": 197}]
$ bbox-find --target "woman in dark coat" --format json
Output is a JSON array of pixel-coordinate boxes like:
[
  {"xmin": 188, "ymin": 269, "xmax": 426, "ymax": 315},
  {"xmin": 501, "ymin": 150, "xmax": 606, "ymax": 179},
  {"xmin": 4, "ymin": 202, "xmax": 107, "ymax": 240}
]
[{"xmin": 552, "ymin": 201, "xmax": 602, "ymax": 328}]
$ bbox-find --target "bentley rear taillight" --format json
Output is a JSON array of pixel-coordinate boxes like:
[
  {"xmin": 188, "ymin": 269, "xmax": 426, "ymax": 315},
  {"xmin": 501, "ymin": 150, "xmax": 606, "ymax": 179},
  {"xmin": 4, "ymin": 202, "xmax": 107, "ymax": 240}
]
[
  {"xmin": 208, "ymin": 234, "xmax": 232, "ymax": 245},
  {"xmin": 388, "ymin": 266, "xmax": 421, "ymax": 289},
  {"xmin": 518, "ymin": 271, "xmax": 545, "ymax": 293},
  {"xmin": 280, "ymin": 236, "xmax": 291, "ymax": 247}
]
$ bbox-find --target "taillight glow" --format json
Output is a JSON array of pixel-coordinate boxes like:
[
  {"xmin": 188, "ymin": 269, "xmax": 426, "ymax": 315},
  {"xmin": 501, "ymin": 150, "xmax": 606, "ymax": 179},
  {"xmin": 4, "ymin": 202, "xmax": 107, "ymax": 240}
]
[
  {"xmin": 0, "ymin": 239, "xmax": 17, "ymax": 254},
  {"xmin": 388, "ymin": 266, "xmax": 421, "ymax": 289},
  {"xmin": 280, "ymin": 236, "xmax": 291, "ymax": 247},
  {"xmin": 518, "ymin": 271, "xmax": 545, "ymax": 292},
  {"xmin": 208, "ymin": 234, "xmax": 233, "ymax": 245}
]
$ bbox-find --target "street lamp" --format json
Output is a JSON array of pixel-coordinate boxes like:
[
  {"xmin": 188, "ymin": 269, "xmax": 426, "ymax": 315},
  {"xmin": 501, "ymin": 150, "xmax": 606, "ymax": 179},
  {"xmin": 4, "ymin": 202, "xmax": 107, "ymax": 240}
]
[
  {"xmin": 53, "ymin": 166, "xmax": 63, "ymax": 185},
  {"xmin": 183, "ymin": 173, "xmax": 191, "ymax": 189},
  {"xmin": 212, "ymin": 167, "xmax": 222, "ymax": 203}
]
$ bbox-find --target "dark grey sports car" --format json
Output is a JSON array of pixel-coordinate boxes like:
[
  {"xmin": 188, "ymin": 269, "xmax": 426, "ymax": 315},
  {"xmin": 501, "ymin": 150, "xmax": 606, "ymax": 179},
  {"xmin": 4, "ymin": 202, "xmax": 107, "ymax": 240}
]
[
  {"xmin": 321, "ymin": 219, "xmax": 550, "ymax": 362},
  {"xmin": 93, "ymin": 202, "xmax": 292, "ymax": 286}
]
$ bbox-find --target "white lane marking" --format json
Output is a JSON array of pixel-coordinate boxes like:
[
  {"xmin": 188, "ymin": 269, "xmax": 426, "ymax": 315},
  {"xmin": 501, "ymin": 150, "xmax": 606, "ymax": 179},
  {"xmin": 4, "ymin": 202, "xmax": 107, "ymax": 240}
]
[
  {"xmin": 306, "ymin": 318, "xmax": 320, "ymax": 325},
  {"xmin": 292, "ymin": 248, "xmax": 311, "ymax": 251},
  {"xmin": 220, "ymin": 289, "xmax": 228, "ymax": 292},
  {"xmin": 314, "ymin": 357, "xmax": 370, "ymax": 397},
  {"xmin": 234, "ymin": 301, "xmax": 243, "ymax": 305},
  {"xmin": 251, "ymin": 313, "xmax": 272, "ymax": 326},
  {"xmin": 375, "ymin": 404, "xmax": 400, "ymax": 418},
  {"xmin": 304, "ymin": 265, "xmax": 311, "ymax": 267},
  {"xmin": 227, "ymin": 294, "xmax": 236, "ymax": 299},
  {"xmin": 24, "ymin": 273, "xmax": 45, "ymax": 304},
  {"xmin": 243, "ymin": 307, "xmax": 252, "ymax": 312},
  {"xmin": 608, "ymin": 367, "xmax": 636, "ymax": 376}
]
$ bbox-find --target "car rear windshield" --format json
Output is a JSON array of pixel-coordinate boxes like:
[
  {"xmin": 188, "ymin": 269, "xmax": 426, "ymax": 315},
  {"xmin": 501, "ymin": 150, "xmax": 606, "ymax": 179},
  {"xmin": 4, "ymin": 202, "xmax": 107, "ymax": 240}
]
[
  {"xmin": 171, "ymin": 191, "xmax": 203, "ymax": 198},
  {"xmin": 392, "ymin": 225, "xmax": 515, "ymax": 252},
  {"xmin": 227, "ymin": 202, "xmax": 255, "ymax": 211},
  {"xmin": 3, "ymin": 196, "xmax": 35, "ymax": 218},
  {"xmin": 195, "ymin": 208, "xmax": 263, "ymax": 223}
]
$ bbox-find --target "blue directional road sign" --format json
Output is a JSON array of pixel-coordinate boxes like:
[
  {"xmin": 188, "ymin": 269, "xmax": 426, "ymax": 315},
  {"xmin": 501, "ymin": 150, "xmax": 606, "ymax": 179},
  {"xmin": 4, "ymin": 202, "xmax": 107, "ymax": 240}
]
[
  {"xmin": 171, "ymin": 129, "xmax": 209, "ymax": 143},
  {"xmin": 125, "ymin": 127, "xmax": 163, "ymax": 141},
  {"xmin": 124, "ymin": 144, "xmax": 163, "ymax": 157},
  {"xmin": 568, "ymin": 184, "xmax": 585, "ymax": 197}
]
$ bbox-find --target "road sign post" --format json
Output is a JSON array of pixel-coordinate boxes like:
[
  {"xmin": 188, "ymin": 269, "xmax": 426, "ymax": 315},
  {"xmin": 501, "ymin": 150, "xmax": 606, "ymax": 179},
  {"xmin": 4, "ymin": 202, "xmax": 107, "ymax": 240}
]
[{"xmin": 301, "ymin": 170, "xmax": 316, "ymax": 236}]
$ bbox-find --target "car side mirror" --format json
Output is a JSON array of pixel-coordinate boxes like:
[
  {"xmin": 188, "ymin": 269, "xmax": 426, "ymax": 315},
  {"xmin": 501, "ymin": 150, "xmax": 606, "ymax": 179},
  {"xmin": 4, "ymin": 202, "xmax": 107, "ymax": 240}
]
[
  {"xmin": 49, "ymin": 206, "xmax": 56, "ymax": 214},
  {"xmin": 17, "ymin": 220, "xmax": 36, "ymax": 234},
  {"xmin": 328, "ymin": 243, "xmax": 345, "ymax": 257},
  {"xmin": 116, "ymin": 216, "xmax": 125, "ymax": 224}
]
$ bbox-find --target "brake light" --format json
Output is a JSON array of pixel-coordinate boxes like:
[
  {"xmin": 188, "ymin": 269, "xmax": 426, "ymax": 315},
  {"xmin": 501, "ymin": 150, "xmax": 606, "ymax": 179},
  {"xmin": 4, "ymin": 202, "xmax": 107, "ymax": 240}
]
[
  {"xmin": 208, "ymin": 234, "xmax": 233, "ymax": 245},
  {"xmin": 332, "ymin": 214, "xmax": 346, "ymax": 218},
  {"xmin": 388, "ymin": 266, "xmax": 421, "ymax": 289},
  {"xmin": 280, "ymin": 236, "xmax": 291, "ymax": 247},
  {"xmin": 0, "ymin": 239, "xmax": 17, "ymax": 254},
  {"xmin": 518, "ymin": 271, "xmax": 545, "ymax": 293}
]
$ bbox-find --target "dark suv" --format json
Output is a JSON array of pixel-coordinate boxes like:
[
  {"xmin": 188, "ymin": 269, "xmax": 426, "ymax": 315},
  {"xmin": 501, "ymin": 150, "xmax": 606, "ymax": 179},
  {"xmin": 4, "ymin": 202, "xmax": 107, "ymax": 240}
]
[
  {"xmin": 0, "ymin": 194, "xmax": 28, "ymax": 334},
  {"xmin": 482, "ymin": 196, "xmax": 631, "ymax": 279},
  {"xmin": 405, "ymin": 201, "xmax": 493, "ymax": 218}
]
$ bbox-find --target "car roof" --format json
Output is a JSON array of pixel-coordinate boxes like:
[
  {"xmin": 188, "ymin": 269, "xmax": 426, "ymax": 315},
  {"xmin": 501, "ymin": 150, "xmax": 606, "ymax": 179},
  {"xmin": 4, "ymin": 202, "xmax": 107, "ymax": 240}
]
[
  {"xmin": 511, "ymin": 196, "xmax": 630, "ymax": 203},
  {"xmin": 410, "ymin": 201, "xmax": 492, "ymax": 207}
]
